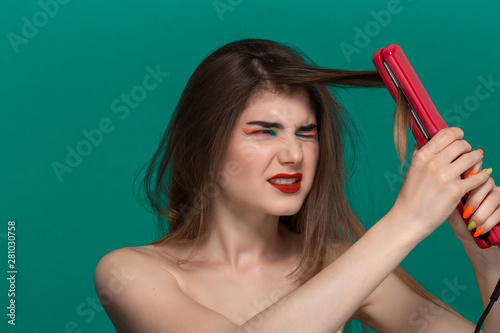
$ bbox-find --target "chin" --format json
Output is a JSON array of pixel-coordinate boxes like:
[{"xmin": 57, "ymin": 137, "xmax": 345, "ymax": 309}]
[
  {"xmin": 266, "ymin": 198, "xmax": 304, "ymax": 216},
  {"xmin": 278, "ymin": 210, "xmax": 301, "ymax": 217}
]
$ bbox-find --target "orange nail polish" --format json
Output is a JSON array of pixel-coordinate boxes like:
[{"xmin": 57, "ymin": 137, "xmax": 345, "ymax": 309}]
[
  {"xmin": 478, "ymin": 149, "xmax": 483, "ymax": 155},
  {"xmin": 465, "ymin": 171, "xmax": 475, "ymax": 179},
  {"xmin": 474, "ymin": 228, "xmax": 483, "ymax": 237},
  {"xmin": 463, "ymin": 206, "xmax": 474, "ymax": 219}
]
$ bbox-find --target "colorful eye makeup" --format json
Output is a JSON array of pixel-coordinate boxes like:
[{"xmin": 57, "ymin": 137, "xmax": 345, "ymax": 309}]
[
  {"xmin": 251, "ymin": 129, "xmax": 277, "ymax": 136},
  {"xmin": 296, "ymin": 129, "xmax": 317, "ymax": 139},
  {"xmin": 240, "ymin": 126, "xmax": 317, "ymax": 139},
  {"xmin": 241, "ymin": 127, "xmax": 277, "ymax": 136},
  {"xmin": 240, "ymin": 127, "xmax": 255, "ymax": 134}
]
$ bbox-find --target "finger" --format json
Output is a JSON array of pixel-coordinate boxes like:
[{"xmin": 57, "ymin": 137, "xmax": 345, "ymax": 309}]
[
  {"xmin": 424, "ymin": 127, "xmax": 464, "ymax": 155},
  {"xmin": 439, "ymin": 139, "xmax": 472, "ymax": 165},
  {"xmin": 450, "ymin": 150, "xmax": 484, "ymax": 179},
  {"xmin": 466, "ymin": 180, "xmax": 499, "ymax": 233},
  {"xmin": 462, "ymin": 177, "xmax": 495, "ymax": 220},
  {"xmin": 462, "ymin": 149, "xmax": 484, "ymax": 179},
  {"xmin": 462, "ymin": 160, "xmax": 483, "ymax": 180},
  {"xmin": 476, "ymin": 207, "xmax": 500, "ymax": 235},
  {"xmin": 461, "ymin": 168, "xmax": 491, "ymax": 197}
]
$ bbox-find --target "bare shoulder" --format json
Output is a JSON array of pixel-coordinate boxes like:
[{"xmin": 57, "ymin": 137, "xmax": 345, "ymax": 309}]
[
  {"xmin": 94, "ymin": 245, "xmax": 237, "ymax": 333},
  {"xmin": 94, "ymin": 245, "xmax": 179, "ymax": 292},
  {"xmin": 95, "ymin": 246, "xmax": 140, "ymax": 266},
  {"xmin": 93, "ymin": 246, "xmax": 175, "ymax": 332},
  {"xmin": 93, "ymin": 246, "xmax": 168, "ymax": 307},
  {"xmin": 95, "ymin": 242, "xmax": 184, "ymax": 269},
  {"xmin": 94, "ymin": 247, "xmax": 141, "ymax": 285},
  {"xmin": 94, "ymin": 246, "xmax": 163, "ymax": 275}
]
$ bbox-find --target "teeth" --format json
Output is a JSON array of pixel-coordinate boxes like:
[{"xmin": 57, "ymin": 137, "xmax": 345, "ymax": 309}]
[{"xmin": 269, "ymin": 178, "xmax": 298, "ymax": 185}]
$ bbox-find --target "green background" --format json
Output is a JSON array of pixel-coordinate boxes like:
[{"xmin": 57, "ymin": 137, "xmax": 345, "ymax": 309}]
[{"xmin": 2, "ymin": 0, "xmax": 499, "ymax": 332}]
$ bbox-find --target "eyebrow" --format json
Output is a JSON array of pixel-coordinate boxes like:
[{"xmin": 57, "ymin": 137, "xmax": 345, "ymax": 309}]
[{"xmin": 246, "ymin": 121, "xmax": 317, "ymax": 131}]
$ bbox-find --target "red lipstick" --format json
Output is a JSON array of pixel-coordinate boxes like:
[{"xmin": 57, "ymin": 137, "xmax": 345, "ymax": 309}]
[{"xmin": 267, "ymin": 173, "xmax": 302, "ymax": 194}]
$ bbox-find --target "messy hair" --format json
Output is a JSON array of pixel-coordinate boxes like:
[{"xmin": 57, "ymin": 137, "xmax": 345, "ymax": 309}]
[{"xmin": 136, "ymin": 39, "xmax": 462, "ymax": 332}]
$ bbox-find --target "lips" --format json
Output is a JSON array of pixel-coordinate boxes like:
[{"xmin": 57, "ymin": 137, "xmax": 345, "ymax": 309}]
[{"xmin": 267, "ymin": 173, "xmax": 302, "ymax": 194}]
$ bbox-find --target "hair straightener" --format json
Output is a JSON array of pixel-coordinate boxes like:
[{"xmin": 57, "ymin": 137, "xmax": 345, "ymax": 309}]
[{"xmin": 372, "ymin": 44, "xmax": 500, "ymax": 249}]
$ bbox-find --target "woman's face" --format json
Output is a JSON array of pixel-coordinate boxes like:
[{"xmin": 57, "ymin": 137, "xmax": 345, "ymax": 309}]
[{"xmin": 218, "ymin": 89, "xmax": 320, "ymax": 217}]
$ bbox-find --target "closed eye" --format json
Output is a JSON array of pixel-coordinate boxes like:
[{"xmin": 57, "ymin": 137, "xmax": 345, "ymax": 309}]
[
  {"xmin": 247, "ymin": 129, "xmax": 317, "ymax": 139},
  {"xmin": 296, "ymin": 130, "xmax": 317, "ymax": 139},
  {"xmin": 250, "ymin": 129, "xmax": 277, "ymax": 136}
]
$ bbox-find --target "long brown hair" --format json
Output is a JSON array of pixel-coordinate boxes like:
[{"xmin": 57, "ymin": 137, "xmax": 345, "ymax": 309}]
[{"xmin": 135, "ymin": 38, "xmax": 464, "ymax": 331}]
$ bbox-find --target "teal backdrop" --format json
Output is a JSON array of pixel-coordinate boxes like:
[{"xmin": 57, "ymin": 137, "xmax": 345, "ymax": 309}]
[{"xmin": 2, "ymin": 0, "xmax": 499, "ymax": 332}]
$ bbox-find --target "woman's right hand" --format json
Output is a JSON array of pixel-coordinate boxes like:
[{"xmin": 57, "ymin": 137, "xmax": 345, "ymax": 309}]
[{"xmin": 391, "ymin": 127, "xmax": 491, "ymax": 238}]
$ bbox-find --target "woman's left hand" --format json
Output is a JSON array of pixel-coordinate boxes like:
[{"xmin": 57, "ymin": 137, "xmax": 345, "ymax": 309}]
[{"xmin": 447, "ymin": 155, "xmax": 500, "ymax": 263}]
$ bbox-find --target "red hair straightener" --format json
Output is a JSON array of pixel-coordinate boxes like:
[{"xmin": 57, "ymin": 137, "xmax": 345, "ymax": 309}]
[{"xmin": 373, "ymin": 44, "xmax": 500, "ymax": 249}]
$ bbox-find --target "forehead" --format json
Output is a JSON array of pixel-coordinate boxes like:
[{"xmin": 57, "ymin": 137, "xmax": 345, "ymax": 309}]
[{"xmin": 238, "ymin": 89, "xmax": 316, "ymax": 124}]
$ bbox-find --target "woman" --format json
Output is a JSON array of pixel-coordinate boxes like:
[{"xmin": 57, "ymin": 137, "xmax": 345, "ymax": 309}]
[{"xmin": 94, "ymin": 39, "xmax": 500, "ymax": 332}]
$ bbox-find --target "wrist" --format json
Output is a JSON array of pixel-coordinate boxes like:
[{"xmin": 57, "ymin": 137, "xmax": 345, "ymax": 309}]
[
  {"xmin": 466, "ymin": 245, "xmax": 500, "ymax": 273},
  {"xmin": 387, "ymin": 206, "xmax": 432, "ymax": 243}
]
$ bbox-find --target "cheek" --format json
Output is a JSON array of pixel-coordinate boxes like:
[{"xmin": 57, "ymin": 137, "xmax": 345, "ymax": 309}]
[
  {"xmin": 304, "ymin": 143, "xmax": 319, "ymax": 168},
  {"xmin": 230, "ymin": 140, "xmax": 260, "ymax": 165},
  {"xmin": 228, "ymin": 135, "xmax": 279, "ymax": 163},
  {"xmin": 223, "ymin": 140, "xmax": 274, "ymax": 184},
  {"xmin": 303, "ymin": 144, "xmax": 319, "ymax": 188}
]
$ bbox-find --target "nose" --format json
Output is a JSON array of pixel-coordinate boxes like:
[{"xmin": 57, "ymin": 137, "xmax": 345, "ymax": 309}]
[{"xmin": 277, "ymin": 135, "xmax": 303, "ymax": 165}]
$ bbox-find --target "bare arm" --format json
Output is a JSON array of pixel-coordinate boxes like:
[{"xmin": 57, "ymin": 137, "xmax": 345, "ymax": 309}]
[
  {"xmin": 357, "ymin": 270, "xmax": 481, "ymax": 332},
  {"xmin": 94, "ymin": 210, "xmax": 424, "ymax": 333},
  {"xmin": 93, "ymin": 209, "xmax": 487, "ymax": 333}
]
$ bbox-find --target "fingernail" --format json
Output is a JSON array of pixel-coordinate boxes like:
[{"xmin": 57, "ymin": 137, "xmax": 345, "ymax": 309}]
[
  {"xmin": 467, "ymin": 221, "xmax": 477, "ymax": 231},
  {"xmin": 463, "ymin": 206, "xmax": 474, "ymax": 219},
  {"xmin": 478, "ymin": 149, "xmax": 483, "ymax": 155},
  {"xmin": 474, "ymin": 228, "xmax": 484, "ymax": 237},
  {"xmin": 466, "ymin": 171, "xmax": 475, "ymax": 179},
  {"xmin": 487, "ymin": 168, "xmax": 493, "ymax": 175}
]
